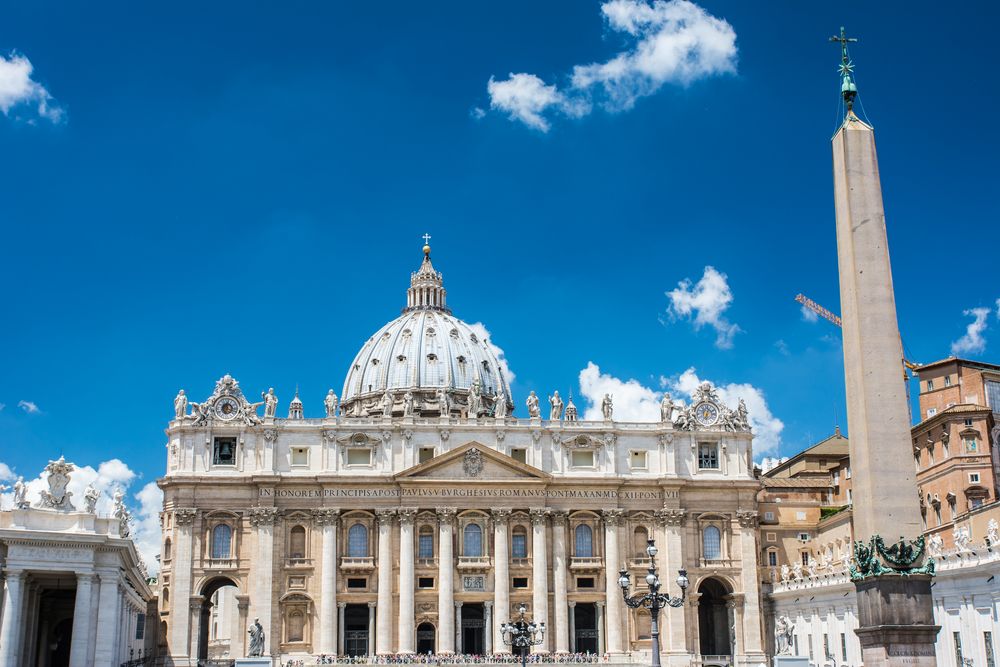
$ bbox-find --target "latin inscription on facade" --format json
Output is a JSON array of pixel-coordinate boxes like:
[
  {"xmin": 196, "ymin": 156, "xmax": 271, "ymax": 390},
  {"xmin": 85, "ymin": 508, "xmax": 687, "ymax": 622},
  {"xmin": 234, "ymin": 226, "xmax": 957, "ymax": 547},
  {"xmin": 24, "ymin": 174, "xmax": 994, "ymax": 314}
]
[{"xmin": 258, "ymin": 487, "xmax": 663, "ymax": 501}]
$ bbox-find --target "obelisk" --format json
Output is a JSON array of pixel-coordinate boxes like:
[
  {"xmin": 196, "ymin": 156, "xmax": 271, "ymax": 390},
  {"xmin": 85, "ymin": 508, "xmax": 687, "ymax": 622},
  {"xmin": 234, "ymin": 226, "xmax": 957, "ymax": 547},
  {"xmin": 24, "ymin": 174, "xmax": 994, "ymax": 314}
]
[{"xmin": 830, "ymin": 27, "xmax": 939, "ymax": 667}]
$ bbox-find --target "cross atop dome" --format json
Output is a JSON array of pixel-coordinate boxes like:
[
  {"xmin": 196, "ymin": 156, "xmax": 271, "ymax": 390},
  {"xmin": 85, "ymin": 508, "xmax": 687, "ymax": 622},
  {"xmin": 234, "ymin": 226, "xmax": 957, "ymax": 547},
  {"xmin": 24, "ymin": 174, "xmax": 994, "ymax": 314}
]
[{"xmin": 405, "ymin": 237, "xmax": 451, "ymax": 314}]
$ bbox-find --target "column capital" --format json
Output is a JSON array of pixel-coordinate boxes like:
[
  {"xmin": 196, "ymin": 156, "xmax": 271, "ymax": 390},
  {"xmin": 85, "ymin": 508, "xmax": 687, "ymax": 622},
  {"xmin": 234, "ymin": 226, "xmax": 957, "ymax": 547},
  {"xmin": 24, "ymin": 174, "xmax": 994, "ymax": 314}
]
[
  {"xmin": 567, "ymin": 601, "xmax": 576, "ymax": 608},
  {"xmin": 455, "ymin": 601, "xmax": 464, "ymax": 609},
  {"xmin": 737, "ymin": 510, "xmax": 759, "ymax": 528},
  {"xmin": 491, "ymin": 508, "xmax": 513, "ymax": 522},
  {"xmin": 338, "ymin": 602, "xmax": 348, "ymax": 609},
  {"xmin": 189, "ymin": 595, "xmax": 204, "ymax": 612},
  {"xmin": 484, "ymin": 601, "xmax": 493, "ymax": 610},
  {"xmin": 314, "ymin": 508, "xmax": 341, "ymax": 526},
  {"xmin": 76, "ymin": 572, "xmax": 98, "ymax": 585},
  {"xmin": 2, "ymin": 569, "xmax": 26, "ymax": 584},
  {"xmin": 236, "ymin": 595, "xmax": 251, "ymax": 611},
  {"xmin": 529, "ymin": 507, "xmax": 551, "ymax": 525},
  {"xmin": 654, "ymin": 508, "xmax": 686, "ymax": 527},
  {"xmin": 368, "ymin": 601, "xmax": 378, "ymax": 609},
  {"xmin": 550, "ymin": 509, "xmax": 569, "ymax": 525},
  {"xmin": 398, "ymin": 507, "xmax": 419, "ymax": 525},
  {"xmin": 375, "ymin": 508, "xmax": 397, "ymax": 525},
  {"xmin": 248, "ymin": 506, "xmax": 281, "ymax": 526},
  {"xmin": 436, "ymin": 507, "xmax": 457, "ymax": 525},
  {"xmin": 173, "ymin": 508, "xmax": 199, "ymax": 525},
  {"xmin": 595, "ymin": 600, "xmax": 605, "ymax": 609},
  {"xmin": 601, "ymin": 508, "xmax": 624, "ymax": 526}
]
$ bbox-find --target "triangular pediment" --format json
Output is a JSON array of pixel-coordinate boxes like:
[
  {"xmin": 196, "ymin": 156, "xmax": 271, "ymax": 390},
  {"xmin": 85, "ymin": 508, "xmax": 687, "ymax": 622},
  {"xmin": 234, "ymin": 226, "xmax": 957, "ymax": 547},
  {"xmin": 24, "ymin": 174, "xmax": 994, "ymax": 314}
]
[{"xmin": 396, "ymin": 442, "xmax": 550, "ymax": 482}]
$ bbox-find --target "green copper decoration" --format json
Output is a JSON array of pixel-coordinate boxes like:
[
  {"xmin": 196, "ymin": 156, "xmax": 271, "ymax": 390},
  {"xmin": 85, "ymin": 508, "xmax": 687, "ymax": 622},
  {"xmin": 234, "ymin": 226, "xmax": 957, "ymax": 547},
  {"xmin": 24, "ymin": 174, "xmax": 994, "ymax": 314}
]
[
  {"xmin": 829, "ymin": 26, "xmax": 859, "ymax": 111},
  {"xmin": 850, "ymin": 534, "xmax": 936, "ymax": 581}
]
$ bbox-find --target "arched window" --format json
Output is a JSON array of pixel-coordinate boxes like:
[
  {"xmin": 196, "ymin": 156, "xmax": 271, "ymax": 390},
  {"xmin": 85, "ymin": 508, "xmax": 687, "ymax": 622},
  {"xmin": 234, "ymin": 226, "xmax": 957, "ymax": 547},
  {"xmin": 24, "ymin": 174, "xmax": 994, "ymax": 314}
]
[
  {"xmin": 288, "ymin": 610, "xmax": 305, "ymax": 642},
  {"xmin": 212, "ymin": 524, "xmax": 232, "ymax": 559},
  {"xmin": 463, "ymin": 523, "xmax": 483, "ymax": 557},
  {"xmin": 511, "ymin": 526, "xmax": 528, "ymax": 559},
  {"xmin": 575, "ymin": 524, "xmax": 594, "ymax": 557},
  {"xmin": 290, "ymin": 525, "xmax": 306, "ymax": 559},
  {"xmin": 703, "ymin": 525, "xmax": 722, "ymax": 560},
  {"xmin": 633, "ymin": 526, "xmax": 649, "ymax": 557},
  {"xmin": 162, "ymin": 587, "xmax": 169, "ymax": 605},
  {"xmin": 418, "ymin": 526, "xmax": 434, "ymax": 558},
  {"xmin": 163, "ymin": 538, "xmax": 172, "ymax": 561},
  {"xmin": 348, "ymin": 523, "xmax": 369, "ymax": 558}
]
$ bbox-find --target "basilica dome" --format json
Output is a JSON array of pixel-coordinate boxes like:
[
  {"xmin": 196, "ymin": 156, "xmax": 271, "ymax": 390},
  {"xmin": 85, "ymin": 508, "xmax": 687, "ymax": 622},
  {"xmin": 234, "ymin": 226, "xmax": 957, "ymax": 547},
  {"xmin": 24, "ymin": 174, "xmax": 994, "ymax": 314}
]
[{"xmin": 340, "ymin": 246, "xmax": 512, "ymax": 418}]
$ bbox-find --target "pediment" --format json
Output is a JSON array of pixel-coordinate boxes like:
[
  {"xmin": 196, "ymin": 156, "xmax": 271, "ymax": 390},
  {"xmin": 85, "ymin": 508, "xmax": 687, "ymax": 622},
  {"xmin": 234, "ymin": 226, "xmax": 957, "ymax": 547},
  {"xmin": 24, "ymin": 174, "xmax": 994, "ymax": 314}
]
[{"xmin": 396, "ymin": 442, "xmax": 550, "ymax": 482}]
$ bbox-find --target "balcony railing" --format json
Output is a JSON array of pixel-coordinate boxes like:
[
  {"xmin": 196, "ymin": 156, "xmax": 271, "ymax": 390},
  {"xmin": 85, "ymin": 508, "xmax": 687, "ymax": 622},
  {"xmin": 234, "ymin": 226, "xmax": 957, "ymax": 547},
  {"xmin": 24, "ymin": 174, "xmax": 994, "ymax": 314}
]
[
  {"xmin": 510, "ymin": 557, "xmax": 530, "ymax": 568},
  {"xmin": 457, "ymin": 556, "xmax": 492, "ymax": 571},
  {"xmin": 285, "ymin": 557, "xmax": 313, "ymax": 568},
  {"xmin": 416, "ymin": 557, "xmax": 438, "ymax": 568},
  {"xmin": 204, "ymin": 557, "xmax": 238, "ymax": 570},
  {"xmin": 627, "ymin": 557, "xmax": 652, "ymax": 568},
  {"xmin": 570, "ymin": 557, "xmax": 604, "ymax": 572},
  {"xmin": 699, "ymin": 558, "xmax": 736, "ymax": 568},
  {"xmin": 340, "ymin": 556, "xmax": 375, "ymax": 571}
]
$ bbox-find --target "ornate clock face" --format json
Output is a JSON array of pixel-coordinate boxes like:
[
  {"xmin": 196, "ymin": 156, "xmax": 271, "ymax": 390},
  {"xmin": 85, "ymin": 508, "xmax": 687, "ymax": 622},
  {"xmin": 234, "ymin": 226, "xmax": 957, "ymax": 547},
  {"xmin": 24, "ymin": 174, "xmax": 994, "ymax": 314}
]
[
  {"xmin": 694, "ymin": 401, "xmax": 719, "ymax": 426},
  {"xmin": 215, "ymin": 396, "xmax": 240, "ymax": 421}
]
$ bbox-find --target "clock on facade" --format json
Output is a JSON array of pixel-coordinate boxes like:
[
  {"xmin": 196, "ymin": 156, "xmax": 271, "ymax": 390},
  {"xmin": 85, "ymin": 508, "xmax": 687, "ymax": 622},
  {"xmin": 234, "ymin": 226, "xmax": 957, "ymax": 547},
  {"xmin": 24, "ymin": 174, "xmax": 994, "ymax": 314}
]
[
  {"xmin": 694, "ymin": 401, "xmax": 719, "ymax": 426},
  {"xmin": 214, "ymin": 396, "xmax": 240, "ymax": 421}
]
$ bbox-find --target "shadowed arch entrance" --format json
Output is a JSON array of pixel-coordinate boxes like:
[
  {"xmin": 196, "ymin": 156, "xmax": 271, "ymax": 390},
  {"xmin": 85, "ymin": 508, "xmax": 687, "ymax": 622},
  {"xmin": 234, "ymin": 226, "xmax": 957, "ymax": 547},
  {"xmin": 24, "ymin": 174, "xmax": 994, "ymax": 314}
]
[
  {"xmin": 198, "ymin": 576, "xmax": 241, "ymax": 661},
  {"xmin": 417, "ymin": 622, "xmax": 436, "ymax": 654},
  {"xmin": 697, "ymin": 577, "xmax": 733, "ymax": 658}
]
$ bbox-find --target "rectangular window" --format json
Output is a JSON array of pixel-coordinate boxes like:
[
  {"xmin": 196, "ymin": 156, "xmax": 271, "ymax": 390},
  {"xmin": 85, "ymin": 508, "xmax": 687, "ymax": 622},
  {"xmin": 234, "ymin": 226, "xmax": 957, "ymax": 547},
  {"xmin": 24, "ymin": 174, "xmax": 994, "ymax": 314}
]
[
  {"xmin": 986, "ymin": 381, "xmax": 1000, "ymax": 412},
  {"xmin": 418, "ymin": 577, "xmax": 434, "ymax": 589},
  {"xmin": 418, "ymin": 533, "xmax": 434, "ymax": 558},
  {"xmin": 801, "ymin": 551, "xmax": 809, "ymax": 565},
  {"xmin": 973, "ymin": 498, "xmax": 984, "ymax": 509},
  {"xmin": 512, "ymin": 577, "xmax": 529, "ymax": 588},
  {"xmin": 927, "ymin": 380, "xmax": 935, "ymax": 391},
  {"xmin": 970, "ymin": 472, "xmax": 981, "ymax": 484},
  {"xmin": 213, "ymin": 437, "xmax": 237, "ymax": 466},
  {"xmin": 841, "ymin": 633, "xmax": 847, "ymax": 662},
  {"xmin": 630, "ymin": 450, "xmax": 648, "ymax": 470},
  {"xmin": 768, "ymin": 551, "xmax": 777, "ymax": 566},
  {"xmin": 945, "ymin": 375, "xmax": 952, "ymax": 387},
  {"xmin": 291, "ymin": 447, "xmax": 308, "ymax": 466},
  {"xmin": 571, "ymin": 450, "xmax": 595, "ymax": 468},
  {"xmin": 965, "ymin": 418, "xmax": 974, "ymax": 427},
  {"xmin": 927, "ymin": 408, "xmax": 938, "ymax": 418},
  {"xmin": 512, "ymin": 532, "xmax": 528, "ymax": 559},
  {"xmin": 764, "ymin": 511, "xmax": 775, "ymax": 522},
  {"xmin": 576, "ymin": 577, "xmax": 595, "ymax": 589},
  {"xmin": 418, "ymin": 447, "xmax": 434, "ymax": 464},
  {"xmin": 986, "ymin": 631, "xmax": 996, "ymax": 667},
  {"xmin": 698, "ymin": 443, "xmax": 719, "ymax": 469},
  {"xmin": 136, "ymin": 613, "xmax": 146, "ymax": 639},
  {"xmin": 510, "ymin": 448, "xmax": 527, "ymax": 464},
  {"xmin": 955, "ymin": 631, "xmax": 964, "ymax": 667},
  {"xmin": 347, "ymin": 448, "xmax": 372, "ymax": 466},
  {"xmin": 347, "ymin": 578, "xmax": 367, "ymax": 589},
  {"xmin": 766, "ymin": 532, "xmax": 776, "ymax": 542},
  {"xmin": 798, "ymin": 532, "xmax": 810, "ymax": 541}
]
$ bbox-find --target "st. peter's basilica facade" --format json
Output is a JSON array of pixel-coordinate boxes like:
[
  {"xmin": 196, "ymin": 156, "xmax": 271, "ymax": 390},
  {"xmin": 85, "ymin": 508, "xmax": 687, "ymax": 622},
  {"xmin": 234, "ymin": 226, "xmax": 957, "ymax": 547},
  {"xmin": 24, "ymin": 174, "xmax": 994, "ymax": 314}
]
[{"xmin": 157, "ymin": 245, "xmax": 765, "ymax": 666}]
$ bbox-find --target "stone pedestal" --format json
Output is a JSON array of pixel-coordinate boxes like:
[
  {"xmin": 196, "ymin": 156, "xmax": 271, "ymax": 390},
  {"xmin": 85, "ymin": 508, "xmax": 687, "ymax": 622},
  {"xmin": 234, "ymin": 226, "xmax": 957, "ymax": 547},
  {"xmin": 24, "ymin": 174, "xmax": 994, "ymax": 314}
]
[{"xmin": 854, "ymin": 576, "xmax": 939, "ymax": 667}]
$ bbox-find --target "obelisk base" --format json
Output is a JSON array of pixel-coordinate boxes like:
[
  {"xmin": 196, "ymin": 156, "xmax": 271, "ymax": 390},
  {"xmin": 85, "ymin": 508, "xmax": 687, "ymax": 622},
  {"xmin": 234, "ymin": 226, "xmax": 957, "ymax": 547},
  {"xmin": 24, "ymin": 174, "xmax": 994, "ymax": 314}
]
[{"xmin": 854, "ymin": 575, "xmax": 940, "ymax": 667}]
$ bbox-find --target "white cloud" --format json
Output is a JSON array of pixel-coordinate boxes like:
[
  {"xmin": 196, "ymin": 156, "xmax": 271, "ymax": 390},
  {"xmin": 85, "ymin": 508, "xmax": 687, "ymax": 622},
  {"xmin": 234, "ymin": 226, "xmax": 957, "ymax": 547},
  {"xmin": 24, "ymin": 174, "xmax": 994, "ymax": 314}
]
[
  {"xmin": 800, "ymin": 305, "xmax": 819, "ymax": 323},
  {"xmin": 578, "ymin": 362, "xmax": 662, "ymax": 421},
  {"xmin": 468, "ymin": 322, "xmax": 517, "ymax": 386},
  {"xmin": 0, "ymin": 52, "xmax": 63, "ymax": 123},
  {"xmin": 576, "ymin": 362, "xmax": 783, "ymax": 453},
  {"xmin": 0, "ymin": 457, "xmax": 161, "ymax": 574},
  {"xmin": 773, "ymin": 339, "xmax": 790, "ymax": 356},
  {"xmin": 470, "ymin": 106, "xmax": 486, "ymax": 120},
  {"xmin": 0, "ymin": 402, "xmax": 5, "ymax": 411},
  {"xmin": 17, "ymin": 400, "xmax": 40, "ymax": 414},
  {"xmin": 669, "ymin": 367, "xmax": 784, "ymax": 453},
  {"xmin": 951, "ymin": 307, "xmax": 990, "ymax": 355},
  {"xmin": 486, "ymin": 0, "xmax": 736, "ymax": 130},
  {"xmin": 665, "ymin": 265, "xmax": 741, "ymax": 349}
]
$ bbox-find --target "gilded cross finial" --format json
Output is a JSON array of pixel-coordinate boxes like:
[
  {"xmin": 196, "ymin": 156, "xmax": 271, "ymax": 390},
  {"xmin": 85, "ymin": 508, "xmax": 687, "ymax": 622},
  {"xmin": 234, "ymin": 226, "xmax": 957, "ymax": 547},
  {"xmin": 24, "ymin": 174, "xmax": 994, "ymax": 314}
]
[
  {"xmin": 829, "ymin": 26, "xmax": 859, "ymax": 112},
  {"xmin": 421, "ymin": 232, "xmax": 432, "ymax": 257}
]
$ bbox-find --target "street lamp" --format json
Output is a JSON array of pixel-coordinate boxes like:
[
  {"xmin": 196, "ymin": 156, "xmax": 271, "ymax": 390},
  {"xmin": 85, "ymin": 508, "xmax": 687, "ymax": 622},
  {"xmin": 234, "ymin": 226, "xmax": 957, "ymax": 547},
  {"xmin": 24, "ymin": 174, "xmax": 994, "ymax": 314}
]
[
  {"xmin": 618, "ymin": 538, "xmax": 689, "ymax": 667},
  {"xmin": 501, "ymin": 602, "xmax": 546, "ymax": 667}
]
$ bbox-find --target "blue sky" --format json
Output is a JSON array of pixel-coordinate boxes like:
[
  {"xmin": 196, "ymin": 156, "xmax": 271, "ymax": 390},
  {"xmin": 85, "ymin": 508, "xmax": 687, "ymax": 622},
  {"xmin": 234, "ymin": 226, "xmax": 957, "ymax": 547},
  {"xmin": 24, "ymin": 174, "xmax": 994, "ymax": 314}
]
[{"xmin": 2, "ymin": 1, "xmax": 999, "ymax": 542}]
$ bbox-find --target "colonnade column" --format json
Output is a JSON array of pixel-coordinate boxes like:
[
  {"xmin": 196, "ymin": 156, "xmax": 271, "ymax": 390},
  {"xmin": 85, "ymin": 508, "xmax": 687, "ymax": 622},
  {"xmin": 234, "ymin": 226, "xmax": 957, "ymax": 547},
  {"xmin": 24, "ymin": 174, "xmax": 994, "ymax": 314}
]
[
  {"xmin": 436, "ymin": 508, "xmax": 457, "ymax": 653},
  {"xmin": 376, "ymin": 509, "xmax": 396, "ymax": 654},
  {"xmin": 339, "ymin": 603, "xmax": 347, "ymax": 655},
  {"xmin": 484, "ymin": 601, "xmax": 494, "ymax": 655},
  {"xmin": 530, "ymin": 508, "xmax": 550, "ymax": 653},
  {"xmin": 656, "ymin": 508, "xmax": 687, "ymax": 658},
  {"xmin": 601, "ymin": 509, "xmax": 624, "ymax": 655},
  {"xmin": 237, "ymin": 595, "xmax": 251, "ymax": 658},
  {"xmin": 94, "ymin": 572, "xmax": 122, "ymax": 665},
  {"xmin": 367, "ymin": 603, "xmax": 377, "ymax": 656},
  {"xmin": 0, "ymin": 570, "xmax": 26, "ymax": 667},
  {"xmin": 736, "ymin": 511, "xmax": 764, "ymax": 657},
  {"xmin": 249, "ymin": 506, "xmax": 279, "ymax": 654},
  {"xmin": 568, "ymin": 602, "xmax": 576, "ymax": 653},
  {"xmin": 170, "ymin": 508, "xmax": 197, "ymax": 657},
  {"xmin": 455, "ymin": 602, "xmax": 463, "ymax": 653},
  {"xmin": 69, "ymin": 573, "xmax": 96, "ymax": 665},
  {"xmin": 398, "ymin": 508, "xmax": 418, "ymax": 654},
  {"xmin": 317, "ymin": 508, "xmax": 341, "ymax": 655},
  {"xmin": 551, "ymin": 510, "xmax": 570, "ymax": 654},
  {"xmin": 491, "ymin": 508, "xmax": 512, "ymax": 653},
  {"xmin": 595, "ymin": 601, "xmax": 605, "ymax": 656}
]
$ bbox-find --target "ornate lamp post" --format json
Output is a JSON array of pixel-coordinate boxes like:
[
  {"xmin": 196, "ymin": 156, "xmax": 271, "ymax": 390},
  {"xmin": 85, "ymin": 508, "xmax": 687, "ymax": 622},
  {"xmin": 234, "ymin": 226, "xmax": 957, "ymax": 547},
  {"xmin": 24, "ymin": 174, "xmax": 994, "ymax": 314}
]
[
  {"xmin": 618, "ymin": 539, "xmax": 689, "ymax": 667},
  {"xmin": 501, "ymin": 602, "xmax": 546, "ymax": 667}
]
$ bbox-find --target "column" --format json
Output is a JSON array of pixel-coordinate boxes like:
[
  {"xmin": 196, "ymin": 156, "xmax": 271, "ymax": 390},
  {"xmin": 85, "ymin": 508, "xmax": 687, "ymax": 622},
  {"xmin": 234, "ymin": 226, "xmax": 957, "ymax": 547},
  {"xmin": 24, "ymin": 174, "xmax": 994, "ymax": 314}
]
[
  {"xmin": 69, "ymin": 574, "xmax": 96, "ymax": 665},
  {"xmin": 455, "ymin": 602, "xmax": 464, "ymax": 653},
  {"xmin": 188, "ymin": 596, "xmax": 203, "ymax": 659},
  {"xmin": 94, "ymin": 573, "xmax": 122, "ymax": 665},
  {"xmin": 318, "ymin": 509, "xmax": 341, "ymax": 655},
  {"xmin": 601, "ymin": 509, "xmax": 624, "ymax": 655},
  {"xmin": 551, "ymin": 511, "xmax": 569, "ymax": 654},
  {"xmin": 657, "ymin": 509, "xmax": 687, "ymax": 657},
  {"xmin": 437, "ymin": 508, "xmax": 456, "ymax": 653},
  {"xmin": 339, "ymin": 603, "xmax": 347, "ymax": 656},
  {"xmin": 0, "ymin": 570, "xmax": 25, "ymax": 667},
  {"xmin": 568, "ymin": 602, "xmax": 577, "ymax": 653},
  {"xmin": 530, "ymin": 508, "xmax": 550, "ymax": 652},
  {"xmin": 237, "ymin": 595, "xmax": 251, "ymax": 658},
  {"xmin": 249, "ymin": 506, "xmax": 279, "ymax": 652},
  {"xmin": 736, "ymin": 512, "xmax": 764, "ymax": 657},
  {"xmin": 398, "ymin": 508, "xmax": 418, "ymax": 653},
  {"xmin": 491, "ymin": 509, "xmax": 511, "ymax": 653},
  {"xmin": 595, "ymin": 601, "xmax": 605, "ymax": 656},
  {"xmin": 484, "ymin": 601, "xmax": 494, "ymax": 655},
  {"xmin": 171, "ymin": 509, "xmax": 197, "ymax": 657},
  {"xmin": 376, "ymin": 509, "xmax": 396, "ymax": 654},
  {"xmin": 368, "ymin": 602, "xmax": 377, "ymax": 656}
]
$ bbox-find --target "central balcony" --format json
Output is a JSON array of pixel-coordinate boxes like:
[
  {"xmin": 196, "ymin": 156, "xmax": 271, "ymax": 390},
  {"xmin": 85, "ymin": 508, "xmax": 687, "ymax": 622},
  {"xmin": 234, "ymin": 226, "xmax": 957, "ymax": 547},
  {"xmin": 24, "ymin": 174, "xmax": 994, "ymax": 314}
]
[
  {"xmin": 570, "ymin": 557, "xmax": 604, "ymax": 572},
  {"xmin": 340, "ymin": 556, "xmax": 375, "ymax": 572},
  {"xmin": 457, "ymin": 556, "xmax": 492, "ymax": 572}
]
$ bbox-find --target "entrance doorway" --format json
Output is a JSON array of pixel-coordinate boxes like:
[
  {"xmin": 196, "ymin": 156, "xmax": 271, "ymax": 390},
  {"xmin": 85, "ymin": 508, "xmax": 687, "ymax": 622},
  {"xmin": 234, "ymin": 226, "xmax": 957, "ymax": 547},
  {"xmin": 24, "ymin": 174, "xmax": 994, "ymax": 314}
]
[
  {"xmin": 461, "ymin": 603, "xmax": 485, "ymax": 655},
  {"xmin": 417, "ymin": 622, "xmax": 436, "ymax": 654},
  {"xmin": 198, "ymin": 577, "xmax": 240, "ymax": 661},
  {"xmin": 344, "ymin": 604, "xmax": 370, "ymax": 656},
  {"xmin": 573, "ymin": 603, "xmax": 598, "ymax": 654},
  {"xmin": 697, "ymin": 578, "xmax": 733, "ymax": 657}
]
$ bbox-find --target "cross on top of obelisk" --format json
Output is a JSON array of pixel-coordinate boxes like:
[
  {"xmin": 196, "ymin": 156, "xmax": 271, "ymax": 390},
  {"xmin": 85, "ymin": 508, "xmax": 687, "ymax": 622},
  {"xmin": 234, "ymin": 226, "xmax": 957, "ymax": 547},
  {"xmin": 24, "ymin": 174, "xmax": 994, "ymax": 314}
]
[
  {"xmin": 422, "ymin": 233, "xmax": 431, "ymax": 245},
  {"xmin": 829, "ymin": 26, "xmax": 859, "ymax": 111}
]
